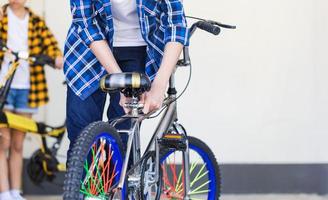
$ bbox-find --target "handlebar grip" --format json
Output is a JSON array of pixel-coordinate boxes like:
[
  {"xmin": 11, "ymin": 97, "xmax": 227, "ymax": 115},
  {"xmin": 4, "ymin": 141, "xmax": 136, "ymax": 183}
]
[
  {"xmin": 196, "ymin": 21, "xmax": 221, "ymax": 35},
  {"xmin": 0, "ymin": 40, "xmax": 7, "ymax": 50},
  {"xmin": 32, "ymin": 54, "xmax": 55, "ymax": 68}
]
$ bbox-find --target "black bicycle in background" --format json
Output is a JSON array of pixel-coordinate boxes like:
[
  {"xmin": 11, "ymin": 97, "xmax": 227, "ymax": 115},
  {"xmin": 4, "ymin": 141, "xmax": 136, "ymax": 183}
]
[{"xmin": 64, "ymin": 16, "xmax": 236, "ymax": 200}]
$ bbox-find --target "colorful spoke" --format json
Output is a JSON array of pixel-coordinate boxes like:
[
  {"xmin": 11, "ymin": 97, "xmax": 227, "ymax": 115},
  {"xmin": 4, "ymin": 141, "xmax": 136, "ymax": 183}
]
[
  {"xmin": 80, "ymin": 137, "xmax": 119, "ymax": 198},
  {"xmin": 160, "ymin": 150, "xmax": 212, "ymax": 199},
  {"xmin": 175, "ymin": 167, "xmax": 184, "ymax": 192},
  {"xmin": 190, "ymin": 164, "xmax": 207, "ymax": 187}
]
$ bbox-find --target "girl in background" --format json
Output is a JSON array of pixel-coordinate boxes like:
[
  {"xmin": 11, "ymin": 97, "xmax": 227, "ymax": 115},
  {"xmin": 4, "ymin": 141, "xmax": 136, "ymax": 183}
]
[{"xmin": 0, "ymin": 1, "xmax": 63, "ymax": 199}]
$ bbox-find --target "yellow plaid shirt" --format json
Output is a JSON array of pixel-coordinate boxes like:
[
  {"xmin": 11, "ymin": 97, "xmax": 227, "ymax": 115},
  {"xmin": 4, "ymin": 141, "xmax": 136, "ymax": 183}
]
[{"xmin": 0, "ymin": 5, "xmax": 62, "ymax": 108}]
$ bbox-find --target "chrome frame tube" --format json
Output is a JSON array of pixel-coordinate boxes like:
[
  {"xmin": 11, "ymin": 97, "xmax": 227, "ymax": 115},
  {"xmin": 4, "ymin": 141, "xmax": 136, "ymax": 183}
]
[
  {"xmin": 154, "ymin": 134, "xmax": 160, "ymax": 182},
  {"xmin": 117, "ymin": 119, "xmax": 139, "ymax": 189},
  {"xmin": 144, "ymin": 72, "xmax": 178, "ymax": 153},
  {"xmin": 132, "ymin": 121, "xmax": 141, "ymax": 166},
  {"xmin": 143, "ymin": 99, "xmax": 177, "ymax": 154},
  {"xmin": 183, "ymin": 139, "xmax": 191, "ymax": 200}
]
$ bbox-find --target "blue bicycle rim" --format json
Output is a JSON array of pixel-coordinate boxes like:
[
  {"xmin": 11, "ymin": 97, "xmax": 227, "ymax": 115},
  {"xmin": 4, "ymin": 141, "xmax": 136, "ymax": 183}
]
[
  {"xmin": 82, "ymin": 132, "xmax": 125, "ymax": 199},
  {"xmin": 161, "ymin": 143, "xmax": 217, "ymax": 200}
]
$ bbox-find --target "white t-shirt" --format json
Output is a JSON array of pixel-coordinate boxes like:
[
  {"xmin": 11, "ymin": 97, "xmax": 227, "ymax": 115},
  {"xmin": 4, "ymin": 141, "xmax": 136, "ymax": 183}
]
[
  {"xmin": 111, "ymin": 0, "xmax": 146, "ymax": 47},
  {"xmin": 0, "ymin": 7, "xmax": 30, "ymax": 89}
]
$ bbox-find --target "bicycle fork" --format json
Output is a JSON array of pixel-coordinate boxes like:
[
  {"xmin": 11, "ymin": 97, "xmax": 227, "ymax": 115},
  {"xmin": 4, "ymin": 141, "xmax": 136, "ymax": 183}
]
[
  {"xmin": 111, "ymin": 119, "xmax": 140, "ymax": 200},
  {"xmin": 183, "ymin": 140, "xmax": 192, "ymax": 200},
  {"xmin": 169, "ymin": 122, "xmax": 192, "ymax": 200}
]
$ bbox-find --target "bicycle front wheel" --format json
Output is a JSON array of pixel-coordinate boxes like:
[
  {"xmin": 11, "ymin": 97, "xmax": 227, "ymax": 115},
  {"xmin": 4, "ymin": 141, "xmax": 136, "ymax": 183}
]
[
  {"xmin": 64, "ymin": 121, "xmax": 125, "ymax": 200},
  {"xmin": 160, "ymin": 136, "xmax": 221, "ymax": 200}
]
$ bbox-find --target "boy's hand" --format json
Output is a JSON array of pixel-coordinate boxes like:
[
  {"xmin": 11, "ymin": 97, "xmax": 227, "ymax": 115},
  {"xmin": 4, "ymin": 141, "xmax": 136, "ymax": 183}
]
[
  {"xmin": 55, "ymin": 56, "xmax": 64, "ymax": 69},
  {"xmin": 119, "ymin": 83, "xmax": 166, "ymax": 115},
  {"xmin": 119, "ymin": 93, "xmax": 131, "ymax": 114},
  {"xmin": 143, "ymin": 81, "xmax": 166, "ymax": 114}
]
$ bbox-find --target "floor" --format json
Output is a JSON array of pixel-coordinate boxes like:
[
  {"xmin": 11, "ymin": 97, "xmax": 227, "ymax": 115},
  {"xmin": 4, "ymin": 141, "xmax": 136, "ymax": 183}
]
[
  {"xmin": 25, "ymin": 194, "xmax": 328, "ymax": 200},
  {"xmin": 223, "ymin": 195, "xmax": 328, "ymax": 200}
]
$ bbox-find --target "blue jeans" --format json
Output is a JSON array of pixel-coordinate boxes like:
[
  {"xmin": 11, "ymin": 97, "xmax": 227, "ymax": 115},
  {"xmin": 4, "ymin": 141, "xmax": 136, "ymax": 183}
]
[
  {"xmin": 66, "ymin": 46, "xmax": 147, "ymax": 148},
  {"xmin": 5, "ymin": 89, "xmax": 38, "ymax": 114}
]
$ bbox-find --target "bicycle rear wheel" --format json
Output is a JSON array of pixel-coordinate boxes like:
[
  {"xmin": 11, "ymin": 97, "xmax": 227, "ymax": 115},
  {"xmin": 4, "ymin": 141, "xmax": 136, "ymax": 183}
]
[
  {"xmin": 64, "ymin": 121, "xmax": 125, "ymax": 200},
  {"xmin": 142, "ymin": 136, "xmax": 221, "ymax": 200}
]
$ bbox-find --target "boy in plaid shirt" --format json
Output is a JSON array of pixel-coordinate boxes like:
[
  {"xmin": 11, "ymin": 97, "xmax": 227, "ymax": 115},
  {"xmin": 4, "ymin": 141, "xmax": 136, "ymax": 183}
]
[{"xmin": 64, "ymin": 0, "xmax": 189, "ymax": 151}]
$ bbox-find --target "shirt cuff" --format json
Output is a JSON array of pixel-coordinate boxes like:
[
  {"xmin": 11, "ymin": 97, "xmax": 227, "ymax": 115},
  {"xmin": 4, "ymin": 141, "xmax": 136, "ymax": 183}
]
[
  {"xmin": 164, "ymin": 25, "xmax": 190, "ymax": 46},
  {"xmin": 79, "ymin": 23, "xmax": 106, "ymax": 47}
]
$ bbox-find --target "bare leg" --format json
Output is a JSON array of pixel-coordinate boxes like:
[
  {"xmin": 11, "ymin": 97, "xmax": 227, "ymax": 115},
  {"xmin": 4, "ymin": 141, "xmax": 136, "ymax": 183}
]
[
  {"xmin": 9, "ymin": 113, "xmax": 30, "ymax": 191},
  {"xmin": 0, "ymin": 127, "xmax": 11, "ymax": 192}
]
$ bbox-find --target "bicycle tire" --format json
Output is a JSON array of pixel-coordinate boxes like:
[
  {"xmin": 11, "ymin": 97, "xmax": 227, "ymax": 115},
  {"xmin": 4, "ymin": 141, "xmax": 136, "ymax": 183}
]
[
  {"xmin": 63, "ymin": 121, "xmax": 125, "ymax": 200},
  {"xmin": 142, "ymin": 136, "xmax": 221, "ymax": 200}
]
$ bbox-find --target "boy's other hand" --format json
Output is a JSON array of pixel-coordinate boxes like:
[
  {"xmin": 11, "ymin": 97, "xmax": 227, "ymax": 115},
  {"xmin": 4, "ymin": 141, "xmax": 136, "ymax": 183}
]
[
  {"xmin": 55, "ymin": 56, "xmax": 64, "ymax": 69},
  {"xmin": 120, "ymin": 93, "xmax": 130, "ymax": 114},
  {"xmin": 143, "ymin": 81, "xmax": 166, "ymax": 114}
]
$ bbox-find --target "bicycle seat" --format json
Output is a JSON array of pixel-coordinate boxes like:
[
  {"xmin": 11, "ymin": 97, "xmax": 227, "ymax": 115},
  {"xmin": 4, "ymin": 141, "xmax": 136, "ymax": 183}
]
[{"xmin": 100, "ymin": 72, "xmax": 151, "ymax": 97}]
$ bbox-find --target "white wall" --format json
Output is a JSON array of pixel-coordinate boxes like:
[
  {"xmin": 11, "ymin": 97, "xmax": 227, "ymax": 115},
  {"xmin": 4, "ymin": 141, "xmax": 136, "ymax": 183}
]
[{"xmin": 1, "ymin": 0, "xmax": 327, "ymax": 164}]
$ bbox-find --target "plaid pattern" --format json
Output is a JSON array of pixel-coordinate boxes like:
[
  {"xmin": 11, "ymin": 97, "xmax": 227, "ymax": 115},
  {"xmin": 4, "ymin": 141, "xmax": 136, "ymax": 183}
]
[
  {"xmin": 64, "ymin": 0, "xmax": 189, "ymax": 100},
  {"xmin": 0, "ymin": 5, "xmax": 62, "ymax": 108}
]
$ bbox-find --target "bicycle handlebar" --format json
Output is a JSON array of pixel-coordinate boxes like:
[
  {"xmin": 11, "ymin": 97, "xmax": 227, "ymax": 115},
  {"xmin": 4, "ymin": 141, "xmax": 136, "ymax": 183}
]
[
  {"xmin": 0, "ymin": 39, "xmax": 55, "ymax": 68},
  {"xmin": 207, "ymin": 20, "xmax": 237, "ymax": 29},
  {"xmin": 196, "ymin": 21, "xmax": 221, "ymax": 35},
  {"xmin": 31, "ymin": 54, "xmax": 56, "ymax": 68},
  {"xmin": 188, "ymin": 16, "xmax": 236, "ymax": 37},
  {"xmin": 177, "ymin": 17, "xmax": 235, "ymax": 67}
]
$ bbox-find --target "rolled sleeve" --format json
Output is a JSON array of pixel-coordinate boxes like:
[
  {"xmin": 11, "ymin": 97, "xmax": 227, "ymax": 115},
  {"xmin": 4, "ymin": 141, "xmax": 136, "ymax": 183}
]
[
  {"xmin": 71, "ymin": 0, "xmax": 106, "ymax": 46},
  {"xmin": 160, "ymin": 0, "xmax": 190, "ymax": 46},
  {"xmin": 164, "ymin": 25, "xmax": 189, "ymax": 45},
  {"xmin": 79, "ymin": 22, "xmax": 106, "ymax": 46}
]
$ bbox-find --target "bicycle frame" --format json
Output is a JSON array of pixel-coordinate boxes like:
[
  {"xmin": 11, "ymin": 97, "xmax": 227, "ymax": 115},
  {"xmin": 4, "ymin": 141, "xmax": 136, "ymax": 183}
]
[
  {"xmin": 0, "ymin": 60, "xmax": 19, "ymax": 110},
  {"xmin": 108, "ymin": 46, "xmax": 192, "ymax": 199},
  {"xmin": 107, "ymin": 17, "xmax": 236, "ymax": 197}
]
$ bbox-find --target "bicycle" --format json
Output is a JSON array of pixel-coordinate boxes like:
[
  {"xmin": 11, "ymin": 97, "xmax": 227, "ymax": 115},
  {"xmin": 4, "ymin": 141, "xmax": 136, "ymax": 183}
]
[
  {"xmin": 64, "ymin": 17, "xmax": 236, "ymax": 200},
  {"xmin": 0, "ymin": 41, "xmax": 67, "ymax": 185}
]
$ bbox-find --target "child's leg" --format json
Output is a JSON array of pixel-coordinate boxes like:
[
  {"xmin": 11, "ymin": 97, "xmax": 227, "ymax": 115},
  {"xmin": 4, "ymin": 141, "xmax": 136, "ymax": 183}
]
[
  {"xmin": 8, "ymin": 114, "xmax": 30, "ymax": 191},
  {"xmin": 0, "ymin": 128, "xmax": 11, "ymax": 192}
]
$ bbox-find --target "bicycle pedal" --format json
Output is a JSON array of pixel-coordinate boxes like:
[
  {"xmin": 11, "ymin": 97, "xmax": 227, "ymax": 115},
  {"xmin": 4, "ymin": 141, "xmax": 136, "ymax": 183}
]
[{"xmin": 159, "ymin": 134, "xmax": 187, "ymax": 151}]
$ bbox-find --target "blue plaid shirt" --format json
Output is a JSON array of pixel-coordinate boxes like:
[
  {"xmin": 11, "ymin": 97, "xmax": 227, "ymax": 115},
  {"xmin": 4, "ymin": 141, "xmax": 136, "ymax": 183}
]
[{"xmin": 64, "ymin": 0, "xmax": 189, "ymax": 100}]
